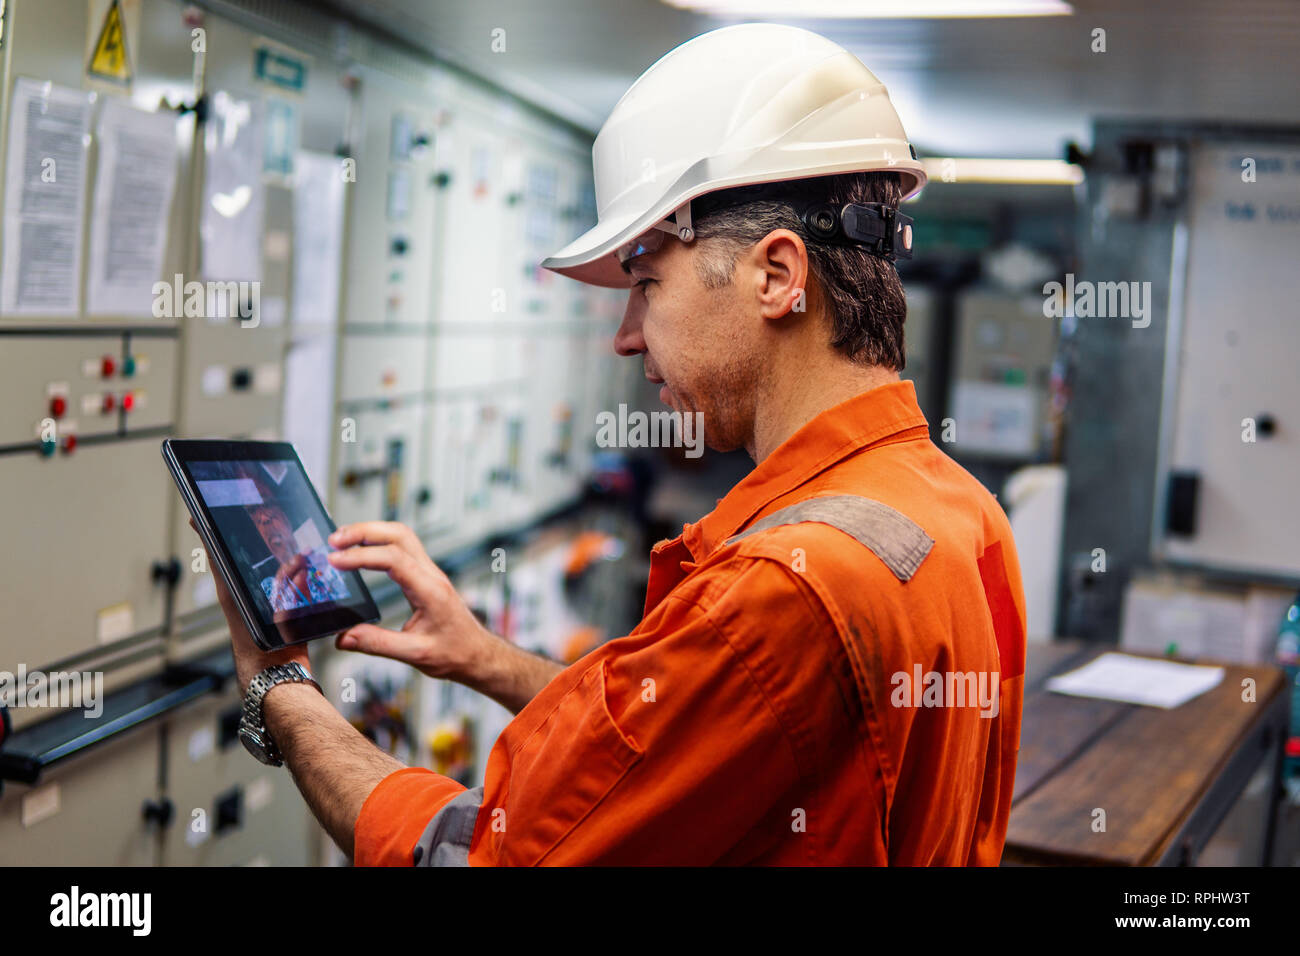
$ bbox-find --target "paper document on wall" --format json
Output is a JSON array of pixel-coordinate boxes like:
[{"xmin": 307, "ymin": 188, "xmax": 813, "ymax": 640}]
[
  {"xmin": 201, "ymin": 92, "xmax": 264, "ymax": 284},
  {"xmin": 291, "ymin": 151, "xmax": 345, "ymax": 328},
  {"xmin": 281, "ymin": 151, "xmax": 346, "ymax": 487},
  {"xmin": 282, "ymin": 334, "xmax": 336, "ymax": 489},
  {"xmin": 1045, "ymin": 652, "xmax": 1225, "ymax": 709},
  {"xmin": 1, "ymin": 79, "xmax": 95, "ymax": 316},
  {"xmin": 86, "ymin": 98, "xmax": 178, "ymax": 315}
]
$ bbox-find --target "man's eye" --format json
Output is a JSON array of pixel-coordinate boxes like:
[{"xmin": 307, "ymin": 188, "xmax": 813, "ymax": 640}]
[{"xmin": 634, "ymin": 277, "xmax": 655, "ymax": 292}]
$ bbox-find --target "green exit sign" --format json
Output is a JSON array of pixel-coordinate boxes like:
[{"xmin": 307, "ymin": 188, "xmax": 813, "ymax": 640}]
[{"xmin": 254, "ymin": 45, "xmax": 307, "ymax": 93}]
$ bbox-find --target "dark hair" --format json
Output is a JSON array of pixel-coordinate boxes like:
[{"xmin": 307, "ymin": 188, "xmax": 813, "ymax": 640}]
[{"xmin": 688, "ymin": 172, "xmax": 907, "ymax": 370}]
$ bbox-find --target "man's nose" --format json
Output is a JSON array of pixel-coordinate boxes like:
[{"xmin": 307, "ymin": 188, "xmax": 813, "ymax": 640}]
[{"xmin": 613, "ymin": 290, "xmax": 646, "ymax": 357}]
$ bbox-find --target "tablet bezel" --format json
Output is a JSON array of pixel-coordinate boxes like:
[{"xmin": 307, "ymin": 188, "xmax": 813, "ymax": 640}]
[{"xmin": 163, "ymin": 439, "xmax": 381, "ymax": 650}]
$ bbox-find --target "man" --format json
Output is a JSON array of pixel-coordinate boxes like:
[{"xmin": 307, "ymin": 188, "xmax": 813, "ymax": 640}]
[
  {"xmin": 246, "ymin": 494, "xmax": 350, "ymax": 614},
  {"xmin": 211, "ymin": 22, "xmax": 1026, "ymax": 866}
]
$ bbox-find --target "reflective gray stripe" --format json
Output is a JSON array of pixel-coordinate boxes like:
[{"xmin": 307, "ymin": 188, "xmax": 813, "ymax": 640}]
[
  {"xmin": 725, "ymin": 495, "xmax": 934, "ymax": 581},
  {"xmin": 412, "ymin": 785, "xmax": 483, "ymax": 867}
]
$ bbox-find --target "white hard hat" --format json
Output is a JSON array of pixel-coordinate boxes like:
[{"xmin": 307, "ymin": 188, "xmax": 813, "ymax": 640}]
[{"xmin": 542, "ymin": 22, "xmax": 926, "ymax": 288}]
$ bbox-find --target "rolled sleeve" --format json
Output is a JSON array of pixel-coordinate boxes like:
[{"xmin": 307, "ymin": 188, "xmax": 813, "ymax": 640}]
[{"xmin": 354, "ymin": 767, "xmax": 467, "ymax": 866}]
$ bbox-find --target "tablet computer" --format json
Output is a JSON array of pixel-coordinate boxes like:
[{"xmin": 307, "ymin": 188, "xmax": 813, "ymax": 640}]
[{"xmin": 162, "ymin": 439, "xmax": 380, "ymax": 650}]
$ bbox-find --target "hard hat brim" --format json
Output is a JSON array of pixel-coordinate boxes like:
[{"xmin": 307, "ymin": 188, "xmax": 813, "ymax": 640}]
[{"xmin": 540, "ymin": 209, "xmax": 642, "ymax": 289}]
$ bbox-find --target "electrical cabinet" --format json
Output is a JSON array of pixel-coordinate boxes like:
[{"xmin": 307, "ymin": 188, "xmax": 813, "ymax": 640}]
[
  {"xmin": 0, "ymin": 727, "xmax": 160, "ymax": 866},
  {"xmin": 160, "ymin": 685, "xmax": 316, "ymax": 866},
  {"xmin": 946, "ymin": 289, "xmax": 1057, "ymax": 460},
  {"xmin": 0, "ymin": 335, "xmax": 177, "ymax": 672},
  {"xmin": 1158, "ymin": 142, "xmax": 1300, "ymax": 577},
  {"xmin": 0, "ymin": 0, "xmax": 633, "ymax": 866}
]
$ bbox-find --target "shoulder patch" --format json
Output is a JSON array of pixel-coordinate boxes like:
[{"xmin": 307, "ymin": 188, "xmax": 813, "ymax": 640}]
[{"xmin": 726, "ymin": 495, "xmax": 934, "ymax": 582}]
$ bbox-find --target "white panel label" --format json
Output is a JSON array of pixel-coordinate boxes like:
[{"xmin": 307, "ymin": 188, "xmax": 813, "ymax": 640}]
[
  {"xmin": 253, "ymin": 362, "xmax": 282, "ymax": 394},
  {"xmin": 188, "ymin": 726, "xmax": 215, "ymax": 763},
  {"xmin": 245, "ymin": 776, "xmax": 274, "ymax": 814},
  {"xmin": 96, "ymin": 602, "xmax": 135, "ymax": 643},
  {"xmin": 21, "ymin": 783, "xmax": 61, "ymax": 827},
  {"xmin": 263, "ymin": 229, "xmax": 290, "ymax": 262},
  {"xmin": 201, "ymin": 365, "xmax": 228, "ymax": 396}
]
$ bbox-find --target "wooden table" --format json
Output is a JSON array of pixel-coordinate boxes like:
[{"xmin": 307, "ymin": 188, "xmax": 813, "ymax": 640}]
[{"xmin": 1003, "ymin": 638, "xmax": 1289, "ymax": 866}]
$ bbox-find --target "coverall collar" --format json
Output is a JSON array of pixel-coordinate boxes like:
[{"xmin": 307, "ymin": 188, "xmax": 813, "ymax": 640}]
[{"xmin": 680, "ymin": 378, "xmax": 930, "ymax": 562}]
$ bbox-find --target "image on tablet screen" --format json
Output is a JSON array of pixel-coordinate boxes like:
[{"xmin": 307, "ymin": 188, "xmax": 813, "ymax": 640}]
[{"xmin": 190, "ymin": 459, "xmax": 352, "ymax": 620}]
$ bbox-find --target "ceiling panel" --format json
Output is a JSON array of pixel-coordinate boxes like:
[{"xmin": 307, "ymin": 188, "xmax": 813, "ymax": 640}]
[{"xmin": 329, "ymin": 0, "xmax": 1300, "ymax": 156}]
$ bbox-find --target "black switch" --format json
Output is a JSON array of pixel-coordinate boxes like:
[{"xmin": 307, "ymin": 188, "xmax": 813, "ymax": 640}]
[
  {"xmin": 230, "ymin": 368, "xmax": 252, "ymax": 390},
  {"xmin": 142, "ymin": 798, "xmax": 175, "ymax": 828},
  {"xmin": 1166, "ymin": 471, "xmax": 1200, "ymax": 537},
  {"xmin": 215, "ymin": 786, "xmax": 243, "ymax": 835},
  {"xmin": 390, "ymin": 236, "xmax": 409, "ymax": 256},
  {"xmin": 219, "ymin": 705, "xmax": 242, "ymax": 750}
]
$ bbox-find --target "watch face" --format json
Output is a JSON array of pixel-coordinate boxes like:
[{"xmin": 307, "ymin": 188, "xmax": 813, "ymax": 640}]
[{"xmin": 240, "ymin": 725, "xmax": 274, "ymax": 765}]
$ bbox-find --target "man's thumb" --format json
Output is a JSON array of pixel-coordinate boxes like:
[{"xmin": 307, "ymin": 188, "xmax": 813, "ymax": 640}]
[{"xmin": 335, "ymin": 623, "xmax": 425, "ymax": 663}]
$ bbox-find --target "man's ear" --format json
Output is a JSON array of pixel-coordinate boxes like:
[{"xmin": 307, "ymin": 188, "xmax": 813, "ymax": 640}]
[{"xmin": 753, "ymin": 229, "xmax": 810, "ymax": 321}]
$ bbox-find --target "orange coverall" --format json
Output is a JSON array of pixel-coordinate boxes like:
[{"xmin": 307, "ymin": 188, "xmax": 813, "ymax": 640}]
[{"xmin": 354, "ymin": 379, "xmax": 1026, "ymax": 865}]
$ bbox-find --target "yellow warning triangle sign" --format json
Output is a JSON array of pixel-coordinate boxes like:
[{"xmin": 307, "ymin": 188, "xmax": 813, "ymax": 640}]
[{"xmin": 87, "ymin": 0, "xmax": 132, "ymax": 85}]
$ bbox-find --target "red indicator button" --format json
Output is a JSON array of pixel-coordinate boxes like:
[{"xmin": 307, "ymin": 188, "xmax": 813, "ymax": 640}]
[
  {"xmin": 101, "ymin": 355, "xmax": 116, "ymax": 378},
  {"xmin": 50, "ymin": 395, "xmax": 67, "ymax": 418},
  {"xmin": 62, "ymin": 434, "xmax": 77, "ymax": 454},
  {"xmin": 121, "ymin": 392, "xmax": 135, "ymax": 412},
  {"xmin": 102, "ymin": 393, "xmax": 116, "ymax": 414}
]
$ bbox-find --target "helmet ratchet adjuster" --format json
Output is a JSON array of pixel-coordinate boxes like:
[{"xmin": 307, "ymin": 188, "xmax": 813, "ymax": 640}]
[{"xmin": 799, "ymin": 202, "xmax": 914, "ymax": 261}]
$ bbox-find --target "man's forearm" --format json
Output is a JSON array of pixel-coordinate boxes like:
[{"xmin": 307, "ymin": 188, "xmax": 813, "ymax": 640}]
[
  {"xmin": 461, "ymin": 634, "xmax": 564, "ymax": 715},
  {"xmin": 262, "ymin": 681, "xmax": 406, "ymax": 860}
]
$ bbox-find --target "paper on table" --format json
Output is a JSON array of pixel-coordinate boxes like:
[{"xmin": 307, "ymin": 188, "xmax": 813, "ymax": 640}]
[
  {"xmin": 86, "ymin": 97, "xmax": 179, "ymax": 316},
  {"xmin": 1, "ymin": 79, "xmax": 95, "ymax": 316},
  {"xmin": 1045, "ymin": 652, "xmax": 1225, "ymax": 709}
]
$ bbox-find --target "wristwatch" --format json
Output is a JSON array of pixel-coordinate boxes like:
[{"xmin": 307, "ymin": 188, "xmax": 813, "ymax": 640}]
[{"xmin": 239, "ymin": 661, "xmax": 321, "ymax": 766}]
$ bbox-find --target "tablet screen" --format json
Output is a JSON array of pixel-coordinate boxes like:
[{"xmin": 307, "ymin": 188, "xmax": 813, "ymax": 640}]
[{"xmin": 184, "ymin": 455, "xmax": 376, "ymax": 642}]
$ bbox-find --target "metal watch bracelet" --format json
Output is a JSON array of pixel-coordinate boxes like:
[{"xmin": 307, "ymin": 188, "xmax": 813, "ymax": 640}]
[{"xmin": 241, "ymin": 662, "xmax": 322, "ymax": 766}]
